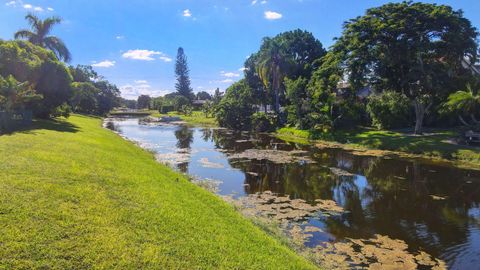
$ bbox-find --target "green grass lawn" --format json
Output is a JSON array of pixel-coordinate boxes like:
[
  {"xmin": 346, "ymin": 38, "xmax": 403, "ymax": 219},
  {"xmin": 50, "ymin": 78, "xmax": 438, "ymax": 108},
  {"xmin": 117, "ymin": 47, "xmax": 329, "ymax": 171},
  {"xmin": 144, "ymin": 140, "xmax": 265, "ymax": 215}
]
[
  {"xmin": 151, "ymin": 110, "xmax": 217, "ymax": 126},
  {"xmin": 0, "ymin": 115, "xmax": 315, "ymax": 269},
  {"xmin": 277, "ymin": 127, "xmax": 480, "ymax": 169}
]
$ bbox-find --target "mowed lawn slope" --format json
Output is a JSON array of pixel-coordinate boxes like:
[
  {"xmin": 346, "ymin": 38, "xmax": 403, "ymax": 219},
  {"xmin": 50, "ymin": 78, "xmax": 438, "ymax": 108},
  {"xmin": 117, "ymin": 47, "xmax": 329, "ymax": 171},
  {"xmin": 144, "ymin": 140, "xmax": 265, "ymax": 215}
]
[{"xmin": 0, "ymin": 115, "xmax": 316, "ymax": 270}]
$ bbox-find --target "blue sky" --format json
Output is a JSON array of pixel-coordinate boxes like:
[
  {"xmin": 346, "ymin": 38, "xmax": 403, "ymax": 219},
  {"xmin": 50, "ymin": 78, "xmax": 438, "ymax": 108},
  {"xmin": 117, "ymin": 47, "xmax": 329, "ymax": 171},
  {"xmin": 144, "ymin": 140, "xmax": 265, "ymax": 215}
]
[{"xmin": 1, "ymin": 0, "xmax": 479, "ymax": 99}]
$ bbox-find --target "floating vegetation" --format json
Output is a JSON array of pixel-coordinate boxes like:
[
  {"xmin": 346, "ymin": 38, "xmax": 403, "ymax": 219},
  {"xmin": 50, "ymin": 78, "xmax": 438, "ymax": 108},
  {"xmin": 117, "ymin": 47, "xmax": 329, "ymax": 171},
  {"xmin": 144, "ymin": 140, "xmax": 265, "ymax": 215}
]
[
  {"xmin": 198, "ymin": 157, "xmax": 224, "ymax": 168},
  {"xmin": 224, "ymin": 191, "xmax": 344, "ymax": 223},
  {"xmin": 329, "ymin": 167, "xmax": 355, "ymax": 177},
  {"xmin": 191, "ymin": 178, "xmax": 222, "ymax": 193},
  {"xmin": 228, "ymin": 149, "xmax": 315, "ymax": 164},
  {"xmin": 224, "ymin": 191, "xmax": 444, "ymax": 270},
  {"xmin": 310, "ymin": 235, "xmax": 446, "ymax": 270},
  {"xmin": 156, "ymin": 150, "xmax": 190, "ymax": 166}
]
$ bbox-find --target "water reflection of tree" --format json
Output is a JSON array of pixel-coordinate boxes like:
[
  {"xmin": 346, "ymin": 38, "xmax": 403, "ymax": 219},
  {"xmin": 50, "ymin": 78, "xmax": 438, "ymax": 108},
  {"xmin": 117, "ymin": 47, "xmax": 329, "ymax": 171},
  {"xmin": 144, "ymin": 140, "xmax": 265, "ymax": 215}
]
[
  {"xmin": 200, "ymin": 128, "xmax": 212, "ymax": 142},
  {"xmin": 174, "ymin": 125, "xmax": 193, "ymax": 172},
  {"xmin": 359, "ymin": 159, "xmax": 480, "ymax": 258},
  {"xmin": 210, "ymin": 128, "xmax": 480, "ymax": 263}
]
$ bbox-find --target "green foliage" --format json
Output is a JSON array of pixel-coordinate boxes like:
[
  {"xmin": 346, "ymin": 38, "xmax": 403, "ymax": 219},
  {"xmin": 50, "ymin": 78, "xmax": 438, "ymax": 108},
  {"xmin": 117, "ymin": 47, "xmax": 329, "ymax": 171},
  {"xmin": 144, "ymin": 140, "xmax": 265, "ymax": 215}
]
[
  {"xmin": 70, "ymin": 82, "xmax": 99, "ymax": 114},
  {"xmin": 69, "ymin": 65, "xmax": 120, "ymax": 115},
  {"xmin": 367, "ymin": 91, "xmax": 412, "ymax": 129},
  {"xmin": 159, "ymin": 105, "xmax": 174, "ymax": 114},
  {"xmin": 196, "ymin": 91, "xmax": 212, "ymax": 100},
  {"xmin": 0, "ymin": 75, "xmax": 41, "ymax": 112},
  {"xmin": 246, "ymin": 29, "xmax": 326, "ymax": 114},
  {"xmin": 179, "ymin": 104, "xmax": 193, "ymax": 116},
  {"xmin": 215, "ymin": 79, "xmax": 255, "ymax": 130},
  {"xmin": 201, "ymin": 100, "xmax": 213, "ymax": 117},
  {"xmin": 334, "ymin": 99, "xmax": 366, "ymax": 129},
  {"xmin": 443, "ymin": 85, "xmax": 480, "ymax": 115},
  {"xmin": 328, "ymin": 1, "xmax": 478, "ymax": 133},
  {"xmin": 251, "ymin": 112, "xmax": 276, "ymax": 132},
  {"xmin": 33, "ymin": 59, "xmax": 73, "ymax": 118},
  {"xmin": 0, "ymin": 40, "xmax": 54, "ymax": 82},
  {"xmin": 137, "ymin": 94, "xmax": 151, "ymax": 109},
  {"xmin": 442, "ymin": 84, "xmax": 480, "ymax": 126},
  {"xmin": 285, "ymin": 77, "xmax": 309, "ymax": 128},
  {"xmin": 175, "ymin": 47, "xmax": 193, "ymax": 101},
  {"xmin": 0, "ymin": 40, "xmax": 75, "ymax": 118},
  {"xmin": 173, "ymin": 95, "xmax": 190, "ymax": 111}
]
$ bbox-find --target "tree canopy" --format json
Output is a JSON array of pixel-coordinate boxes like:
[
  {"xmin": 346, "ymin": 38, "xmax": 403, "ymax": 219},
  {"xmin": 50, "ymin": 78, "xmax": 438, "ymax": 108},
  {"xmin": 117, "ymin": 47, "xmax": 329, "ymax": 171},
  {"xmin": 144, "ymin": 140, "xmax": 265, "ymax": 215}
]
[{"xmin": 326, "ymin": 1, "xmax": 478, "ymax": 133}]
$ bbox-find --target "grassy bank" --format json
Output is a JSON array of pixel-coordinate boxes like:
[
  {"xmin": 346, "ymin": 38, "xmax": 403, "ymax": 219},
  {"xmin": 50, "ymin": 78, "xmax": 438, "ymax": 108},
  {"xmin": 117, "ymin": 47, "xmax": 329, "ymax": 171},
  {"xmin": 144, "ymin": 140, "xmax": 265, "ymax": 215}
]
[
  {"xmin": 0, "ymin": 115, "xmax": 315, "ymax": 269},
  {"xmin": 151, "ymin": 110, "xmax": 217, "ymax": 126},
  {"xmin": 277, "ymin": 127, "xmax": 480, "ymax": 169}
]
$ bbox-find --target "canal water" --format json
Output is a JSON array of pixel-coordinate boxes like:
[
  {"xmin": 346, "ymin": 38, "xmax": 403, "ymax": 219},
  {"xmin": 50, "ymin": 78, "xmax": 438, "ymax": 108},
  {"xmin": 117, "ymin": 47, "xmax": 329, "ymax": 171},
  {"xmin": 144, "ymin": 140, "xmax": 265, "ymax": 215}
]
[{"xmin": 107, "ymin": 117, "xmax": 480, "ymax": 269}]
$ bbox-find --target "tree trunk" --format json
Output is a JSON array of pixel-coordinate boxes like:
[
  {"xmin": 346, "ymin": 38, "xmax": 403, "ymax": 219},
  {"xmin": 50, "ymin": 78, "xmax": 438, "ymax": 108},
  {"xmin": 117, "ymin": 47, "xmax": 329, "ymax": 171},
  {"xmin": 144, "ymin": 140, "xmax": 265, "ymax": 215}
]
[
  {"xmin": 459, "ymin": 115, "xmax": 471, "ymax": 126},
  {"xmin": 413, "ymin": 99, "xmax": 425, "ymax": 135},
  {"xmin": 470, "ymin": 114, "xmax": 480, "ymax": 125}
]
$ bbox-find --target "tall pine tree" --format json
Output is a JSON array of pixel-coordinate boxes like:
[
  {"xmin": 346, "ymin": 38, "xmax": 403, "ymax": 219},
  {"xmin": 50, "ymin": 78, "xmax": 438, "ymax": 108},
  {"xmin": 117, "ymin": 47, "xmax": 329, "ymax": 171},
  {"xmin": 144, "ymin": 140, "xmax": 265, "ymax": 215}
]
[{"xmin": 175, "ymin": 47, "xmax": 193, "ymax": 101}]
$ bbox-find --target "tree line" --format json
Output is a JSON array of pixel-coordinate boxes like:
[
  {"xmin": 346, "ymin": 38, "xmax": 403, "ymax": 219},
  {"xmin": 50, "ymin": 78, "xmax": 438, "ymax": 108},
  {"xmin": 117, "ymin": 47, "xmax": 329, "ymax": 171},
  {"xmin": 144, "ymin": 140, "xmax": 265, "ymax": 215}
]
[
  {"xmin": 0, "ymin": 13, "xmax": 120, "ymax": 119},
  {"xmin": 215, "ymin": 1, "xmax": 479, "ymax": 134}
]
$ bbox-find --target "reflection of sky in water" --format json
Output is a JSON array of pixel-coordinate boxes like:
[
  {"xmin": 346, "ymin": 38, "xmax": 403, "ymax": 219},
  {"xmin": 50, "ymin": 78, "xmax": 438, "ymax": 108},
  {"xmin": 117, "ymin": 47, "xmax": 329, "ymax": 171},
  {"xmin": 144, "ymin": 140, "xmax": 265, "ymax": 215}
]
[{"xmin": 110, "ymin": 118, "xmax": 480, "ymax": 270}]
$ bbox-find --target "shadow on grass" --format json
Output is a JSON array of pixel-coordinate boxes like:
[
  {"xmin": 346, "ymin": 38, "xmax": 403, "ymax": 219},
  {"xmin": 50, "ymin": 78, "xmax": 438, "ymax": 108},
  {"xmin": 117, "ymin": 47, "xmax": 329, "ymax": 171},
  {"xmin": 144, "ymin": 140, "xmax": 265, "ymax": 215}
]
[
  {"xmin": 332, "ymin": 129, "xmax": 479, "ymax": 158},
  {"xmin": 1, "ymin": 118, "xmax": 80, "ymax": 136}
]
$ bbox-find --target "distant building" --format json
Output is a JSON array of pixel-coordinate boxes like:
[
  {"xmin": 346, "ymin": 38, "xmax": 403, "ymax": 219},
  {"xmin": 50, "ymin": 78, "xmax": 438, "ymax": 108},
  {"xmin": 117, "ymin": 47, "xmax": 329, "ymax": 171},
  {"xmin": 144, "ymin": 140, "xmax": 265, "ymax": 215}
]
[{"xmin": 192, "ymin": 99, "xmax": 207, "ymax": 109}]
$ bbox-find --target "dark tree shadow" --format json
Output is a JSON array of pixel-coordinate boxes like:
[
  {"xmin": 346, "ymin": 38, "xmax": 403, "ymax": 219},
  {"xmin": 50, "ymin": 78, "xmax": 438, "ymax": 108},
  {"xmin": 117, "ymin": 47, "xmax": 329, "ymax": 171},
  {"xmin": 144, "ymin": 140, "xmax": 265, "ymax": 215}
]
[{"xmin": 1, "ymin": 118, "xmax": 80, "ymax": 136}]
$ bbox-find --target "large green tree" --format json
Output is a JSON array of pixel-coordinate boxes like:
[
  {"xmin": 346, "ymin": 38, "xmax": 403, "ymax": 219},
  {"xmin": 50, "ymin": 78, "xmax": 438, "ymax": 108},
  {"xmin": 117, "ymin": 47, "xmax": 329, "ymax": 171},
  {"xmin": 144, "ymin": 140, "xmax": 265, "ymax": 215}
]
[
  {"xmin": 14, "ymin": 13, "xmax": 71, "ymax": 62},
  {"xmin": 326, "ymin": 1, "xmax": 478, "ymax": 134},
  {"xmin": 246, "ymin": 29, "xmax": 325, "ymax": 114},
  {"xmin": 0, "ymin": 40, "xmax": 72, "ymax": 118},
  {"xmin": 175, "ymin": 47, "xmax": 193, "ymax": 101}
]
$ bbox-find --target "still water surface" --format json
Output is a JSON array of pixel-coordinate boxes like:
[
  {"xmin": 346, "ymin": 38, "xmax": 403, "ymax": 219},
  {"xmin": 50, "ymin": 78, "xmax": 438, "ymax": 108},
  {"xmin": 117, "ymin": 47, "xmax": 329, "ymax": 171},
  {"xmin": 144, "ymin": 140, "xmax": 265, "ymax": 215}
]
[{"xmin": 108, "ymin": 118, "xmax": 480, "ymax": 269}]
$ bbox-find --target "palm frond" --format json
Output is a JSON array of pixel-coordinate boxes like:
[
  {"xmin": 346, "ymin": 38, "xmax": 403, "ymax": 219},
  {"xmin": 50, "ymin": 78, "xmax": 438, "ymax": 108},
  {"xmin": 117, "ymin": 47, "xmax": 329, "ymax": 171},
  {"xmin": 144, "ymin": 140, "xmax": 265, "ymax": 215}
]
[
  {"xmin": 40, "ymin": 16, "xmax": 62, "ymax": 37},
  {"xmin": 14, "ymin": 29, "xmax": 34, "ymax": 40},
  {"xmin": 44, "ymin": 36, "xmax": 71, "ymax": 62},
  {"xmin": 25, "ymin": 13, "xmax": 40, "ymax": 30}
]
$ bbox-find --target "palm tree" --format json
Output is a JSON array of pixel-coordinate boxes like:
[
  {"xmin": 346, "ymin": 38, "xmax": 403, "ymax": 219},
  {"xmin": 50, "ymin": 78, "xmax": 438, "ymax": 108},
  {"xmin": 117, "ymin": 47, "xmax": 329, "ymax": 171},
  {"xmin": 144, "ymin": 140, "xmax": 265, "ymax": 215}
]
[
  {"xmin": 256, "ymin": 39, "xmax": 290, "ymax": 113},
  {"xmin": 444, "ymin": 84, "xmax": 480, "ymax": 126},
  {"xmin": 14, "ymin": 13, "xmax": 71, "ymax": 62}
]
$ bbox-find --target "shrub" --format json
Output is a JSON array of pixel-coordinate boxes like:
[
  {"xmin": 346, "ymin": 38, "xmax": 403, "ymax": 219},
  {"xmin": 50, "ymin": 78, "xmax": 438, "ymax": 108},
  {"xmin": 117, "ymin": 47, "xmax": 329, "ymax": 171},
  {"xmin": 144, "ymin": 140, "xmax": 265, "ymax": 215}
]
[
  {"xmin": 251, "ymin": 112, "xmax": 276, "ymax": 132},
  {"xmin": 173, "ymin": 95, "xmax": 190, "ymax": 111},
  {"xmin": 366, "ymin": 91, "xmax": 412, "ymax": 129},
  {"xmin": 160, "ymin": 105, "xmax": 174, "ymax": 114},
  {"xmin": 215, "ymin": 79, "xmax": 255, "ymax": 130}
]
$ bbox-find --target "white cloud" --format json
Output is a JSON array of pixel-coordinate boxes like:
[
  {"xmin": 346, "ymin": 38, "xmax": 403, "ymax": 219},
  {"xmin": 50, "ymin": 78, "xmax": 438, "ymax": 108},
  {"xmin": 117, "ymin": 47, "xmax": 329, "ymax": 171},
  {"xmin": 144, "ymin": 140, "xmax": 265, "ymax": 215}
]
[
  {"xmin": 251, "ymin": 0, "xmax": 257, "ymax": 5},
  {"xmin": 211, "ymin": 79, "xmax": 234, "ymax": 84},
  {"xmin": 238, "ymin": 67, "xmax": 248, "ymax": 72},
  {"xmin": 261, "ymin": 0, "xmax": 267, "ymax": 4},
  {"xmin": 159, "ymin": 56, "xmax": 172, "ymax": 62},
  {"xmin": 264, "ymin": 11, "xmax": 282, "ymax": 20},
  {"xmin": 116, "ymin": 35, "xmax": 125, "ymax": 40},
  {"xmin": 47, "ymin": 7, "xmax": 54, "ymax": 11},
  {"xmin": 220, "ymin": 71, "xmax": 240, "ymax": 78},
  {"xmin": 20, "ymin": 3, "xmax": 46, "ymax": 12},
  {"xmin": 134, "ymin": 80, "xmax": 148, "ymax": 84},
  {"xmin": 122, "ymin": 49, "xmax": 162, "ymax": 61},
  {"xmin": 92, "ymin": 60, "xmax": 115, "ymax": 68},
  {"xmin": 183, "ymin": 9, "xmax": 192, "ymax": 17},
  {"xmin": 5, "ymin": 1, "xmax": 16, "ymax": 6},
  {"xmin": 120, "ymin": 84, "xmax": 170, "ymax": 99}
]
